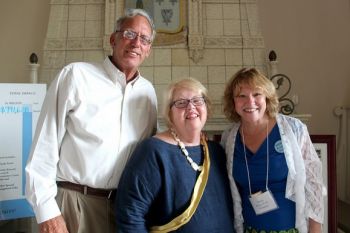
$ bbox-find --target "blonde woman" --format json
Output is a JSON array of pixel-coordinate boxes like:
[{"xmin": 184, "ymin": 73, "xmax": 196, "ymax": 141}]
[
  {"xmin": 115, "ymin": 78, "xmax": 234, "ymax": 233},
  {"xmin": 221, "ymin": 68, "xmax": 325, "ymax": 233}
]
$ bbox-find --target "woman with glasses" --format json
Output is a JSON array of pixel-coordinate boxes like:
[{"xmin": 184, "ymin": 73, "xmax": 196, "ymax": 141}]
[
  {"xmin": 115, "ymin": 78, "xmax": 235, "ymax": 233},
  {"xmin": 221, "ymin": 68, "xmax": 324, "ymax": 233}
]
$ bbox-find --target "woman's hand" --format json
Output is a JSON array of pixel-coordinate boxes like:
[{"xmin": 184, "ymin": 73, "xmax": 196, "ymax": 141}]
[{"xmin": 309, "ymin": 218, "xmax": 322, "ymax": 233}]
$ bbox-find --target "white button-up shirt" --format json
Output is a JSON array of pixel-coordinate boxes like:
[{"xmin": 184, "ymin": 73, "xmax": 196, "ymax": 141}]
[{"xmin": 25, "ymin": 57, "xmax": 158, "ymax": 223}]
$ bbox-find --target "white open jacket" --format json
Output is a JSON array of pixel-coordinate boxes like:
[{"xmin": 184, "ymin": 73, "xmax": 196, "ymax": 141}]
[{"xmin": 221, "ymin": 114, "xmax": 325, "ymax": 233}]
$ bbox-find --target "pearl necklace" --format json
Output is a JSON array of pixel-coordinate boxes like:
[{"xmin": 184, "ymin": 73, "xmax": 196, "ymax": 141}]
[{"xmin": 170, "ymin": 129, "xmax": 203, "ymax": 171}]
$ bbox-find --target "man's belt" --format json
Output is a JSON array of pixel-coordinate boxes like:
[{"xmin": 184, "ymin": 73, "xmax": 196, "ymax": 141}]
[{"xmin": 57, "ymin": 181, "xmax": 116, "ymax": 199}]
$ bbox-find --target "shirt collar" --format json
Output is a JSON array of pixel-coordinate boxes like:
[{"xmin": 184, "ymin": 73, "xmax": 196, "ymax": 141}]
[{"xmin": 103, "ymin": 56, "xmax": 140, "ymax": 87}]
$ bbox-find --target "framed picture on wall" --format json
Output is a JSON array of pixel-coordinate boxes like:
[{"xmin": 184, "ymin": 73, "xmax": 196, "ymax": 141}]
[
  {"xmin": 124, "ymin": 0, "xmax": 187, "ymax": 45},
  {"xmin": 310, "ymin": 135, "xmax": 337, "ymax": 233}
]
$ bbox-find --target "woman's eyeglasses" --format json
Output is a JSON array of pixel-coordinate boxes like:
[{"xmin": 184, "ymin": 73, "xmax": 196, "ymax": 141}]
[{"xmin": 171, "ymin": 97, "xmax": 206, "ymax": 109}]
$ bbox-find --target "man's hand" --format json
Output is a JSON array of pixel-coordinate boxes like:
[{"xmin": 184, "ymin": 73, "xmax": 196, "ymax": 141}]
[{"xmin": 39, "ymin": 215, "xmax": 69, "ymax": 233}]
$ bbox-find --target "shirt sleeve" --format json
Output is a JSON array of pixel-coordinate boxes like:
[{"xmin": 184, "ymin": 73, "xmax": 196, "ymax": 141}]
[
  {"xmin": 25, "ymin": 66, "xmax": 74, "ymax": 223},
  {"xmin": 148, "ymin": 84, "xmax": 158, "ymax": 135},
  {"xmin": 114, "ymin": 141, "xmax": 160, "ymax": 233},
  {"xmin": 299, "ymin": 124, "xmax": 325, "ymax": 223}
]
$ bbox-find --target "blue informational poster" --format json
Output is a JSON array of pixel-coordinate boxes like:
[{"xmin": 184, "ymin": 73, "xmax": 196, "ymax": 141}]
[{"xmin": 0, "ymin": 84, "xmax": 46, "ymax": 220}]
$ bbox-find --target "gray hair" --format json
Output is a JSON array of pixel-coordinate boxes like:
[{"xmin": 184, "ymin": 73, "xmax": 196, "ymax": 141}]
[{"xmin": 114, "ymin": 8, "xmax": 156, "ymax": 42}]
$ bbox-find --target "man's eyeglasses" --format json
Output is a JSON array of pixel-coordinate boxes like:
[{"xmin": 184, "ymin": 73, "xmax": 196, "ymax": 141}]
[
  {"xmin": 171, "ymin": 96, "xmax": 206, "ymax": 109},
  {"xmin": 116, "ymin": 29, "xmax": 152, "ymax": 46}
]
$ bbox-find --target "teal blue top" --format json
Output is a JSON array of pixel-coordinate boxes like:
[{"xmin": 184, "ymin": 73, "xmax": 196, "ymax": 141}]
[
  {"xmin": 233, "ymin": 124, "xmax": 296, "ymax": 231},
  {"xmin": 115, "ymin": 137, "xmax": 235, "ymax": 233}
]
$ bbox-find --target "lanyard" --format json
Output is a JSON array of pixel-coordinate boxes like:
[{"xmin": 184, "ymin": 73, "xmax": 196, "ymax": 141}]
[{"xmin": 241, "ymin": 121, "xmax": 269, "ymax": 195}]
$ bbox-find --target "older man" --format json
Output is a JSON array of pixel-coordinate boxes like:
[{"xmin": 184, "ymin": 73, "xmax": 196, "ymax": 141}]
[{"xmin": 25, "ymin": 8, "xmax": 157, "ymax": 233}]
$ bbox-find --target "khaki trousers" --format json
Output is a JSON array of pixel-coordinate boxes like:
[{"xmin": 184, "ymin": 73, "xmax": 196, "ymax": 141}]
[{"xmin": 56, "ymin": 187, "xmax": 116, "ymax": 233}]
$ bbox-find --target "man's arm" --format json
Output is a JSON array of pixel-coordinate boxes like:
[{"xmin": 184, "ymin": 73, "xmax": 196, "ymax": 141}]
[
  {"xmin": 25, "ymin": 67, "xmax": 72, "ymax": 223},
  {"xmin": 39, "ymin": 215, "xmax": 69, "ymax": 233}
]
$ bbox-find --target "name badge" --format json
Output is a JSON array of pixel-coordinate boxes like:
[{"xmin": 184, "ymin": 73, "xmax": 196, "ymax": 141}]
[{"xmin": 249, "ymin": 190, "xmax": 279, "ymax": 215}]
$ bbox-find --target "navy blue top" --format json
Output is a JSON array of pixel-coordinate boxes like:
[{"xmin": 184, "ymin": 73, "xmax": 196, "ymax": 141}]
[
  {"xmin": 115, "ymin": 137, "xmax": 235, "ymax": 233},
  {"xmin": 233, "ymin": 124, "xmax": 296, "ymax": 231}
]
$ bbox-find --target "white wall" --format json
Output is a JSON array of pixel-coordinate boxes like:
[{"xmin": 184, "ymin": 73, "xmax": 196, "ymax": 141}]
[
  {"xmin": 0, "ymin": 0, "xmax": 49, "ymax": 83},
  {"xmin": 257, "ymin": 0, "xmax": 350, "ymax": 134},
  {"xmin": 1, "ymin": 0, "xmax": 349, "ymax": 133}
]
